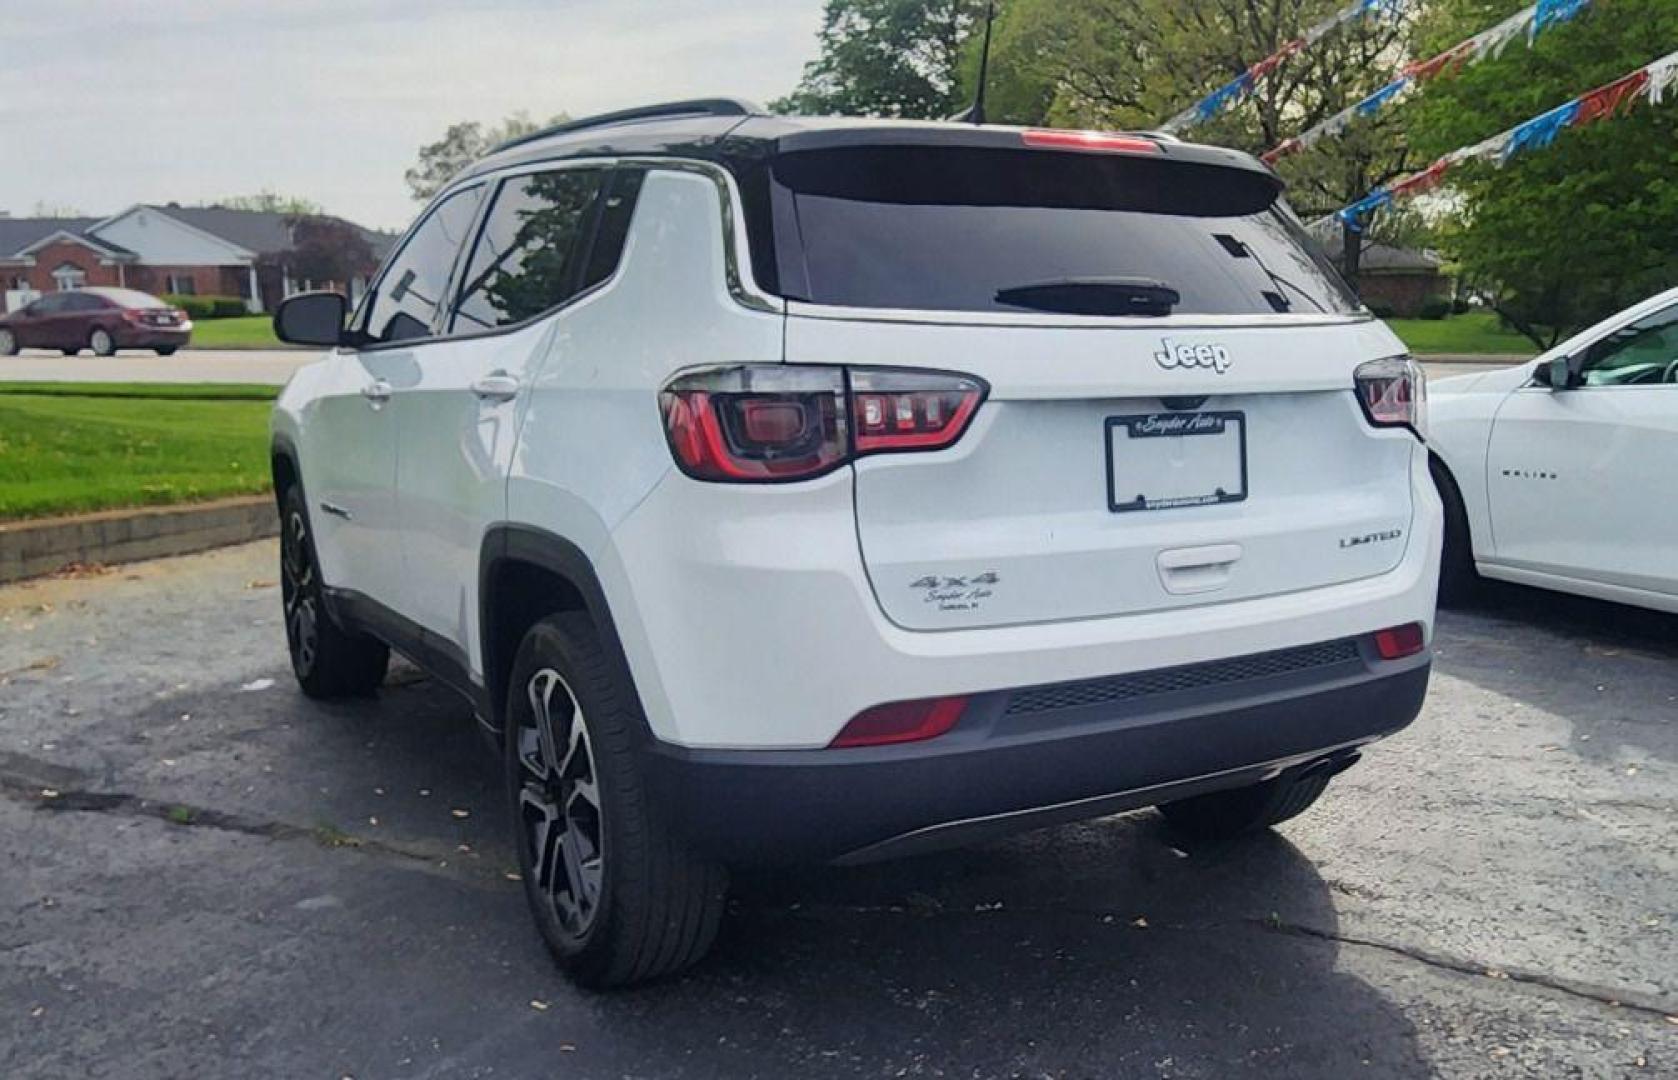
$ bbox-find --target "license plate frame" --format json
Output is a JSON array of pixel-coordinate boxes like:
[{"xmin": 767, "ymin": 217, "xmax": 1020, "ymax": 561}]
[{"xmin": 1105, "ymin": 410, "xmax": 1249, "ymax": 514}]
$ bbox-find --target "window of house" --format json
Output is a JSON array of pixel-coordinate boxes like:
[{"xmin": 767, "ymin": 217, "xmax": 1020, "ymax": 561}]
[
  {"xmin": 361, "ymin": 184, "xmax": 485, "ymax": 344},
  {"xmin": 51, "ymin": 263, "xmax": 87, "ymax": 291},
  {"xmin": 450, "ymin": 167, "xmax": 613, "ymax": 333},
  {"xmin": 165, "ymin": 273, "xmax": 197, "ymax": 296}
]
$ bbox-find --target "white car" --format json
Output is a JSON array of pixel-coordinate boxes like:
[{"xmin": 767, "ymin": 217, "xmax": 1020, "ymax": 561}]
[
  {"xmin": 269, "ymin": 100, "xmax": 1440, "ymax": 986},
  {"xmin": 1429, "ymin": 287, "xmax": 1678, "ymax": 613}
]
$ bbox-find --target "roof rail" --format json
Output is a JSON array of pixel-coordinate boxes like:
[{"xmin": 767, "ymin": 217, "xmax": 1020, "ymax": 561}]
[{"xmin": 491, "ymin": 98, "xmax": 760, "ymax": 154}]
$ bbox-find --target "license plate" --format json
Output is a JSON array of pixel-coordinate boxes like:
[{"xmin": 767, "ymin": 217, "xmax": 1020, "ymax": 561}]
[{"xmin": 1105, "ymin": 411, "xmax": 1248, "ymax": 513}]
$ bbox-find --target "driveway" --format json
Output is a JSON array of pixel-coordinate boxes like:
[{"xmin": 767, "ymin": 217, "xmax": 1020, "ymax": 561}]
[
  {"xmin": 1, "ymin": 544, "xmax": 1674, "ymax": 1078},
  {"xmin": 0, "ymin": 349, "xmax": 311, "ymax": 385}
]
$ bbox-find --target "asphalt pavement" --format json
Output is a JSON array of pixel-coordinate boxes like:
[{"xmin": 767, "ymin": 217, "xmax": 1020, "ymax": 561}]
[
  {"xmin": 2, "ymin": 542, "xmax": 1674, "ymax": 1078},
  {"xmin": 0, "ymin": 349, "xmax": 1519, "ymax": 387}
]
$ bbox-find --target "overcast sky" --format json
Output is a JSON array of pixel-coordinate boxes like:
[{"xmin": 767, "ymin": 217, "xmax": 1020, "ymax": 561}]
[{"xmin": 0, "ymin": 0, "xmax": 825, "ymax": 231}]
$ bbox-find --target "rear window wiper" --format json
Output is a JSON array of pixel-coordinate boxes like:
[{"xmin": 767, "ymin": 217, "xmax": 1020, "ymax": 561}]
[{"xmin": 994, "ymin": 276, "xmax": 1180, "ymax": 317}]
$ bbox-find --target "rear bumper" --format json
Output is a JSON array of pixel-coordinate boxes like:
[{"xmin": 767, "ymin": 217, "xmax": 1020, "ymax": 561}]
[
  {"xmin": 117, "ymin": 327, "xmax": 191, "ymax": 347},
  {"xmin": 642, "ymin": 640, "xmax": 1429, "ymax": 864}
]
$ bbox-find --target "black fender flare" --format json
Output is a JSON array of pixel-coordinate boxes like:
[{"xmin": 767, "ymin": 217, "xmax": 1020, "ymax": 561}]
[{"xmin": 477, "ymin": 524, "xmax": 650, "ymax": 742}]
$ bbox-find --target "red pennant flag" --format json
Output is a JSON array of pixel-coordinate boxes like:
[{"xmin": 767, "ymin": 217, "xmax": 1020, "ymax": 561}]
[
  {"xmin": 1574, "ymin": 69, "xmax": 1650, "ymax": 126},
  {"xmin": 1389, "ymin": 158, "xmax": 1454, "ymax": 199}
]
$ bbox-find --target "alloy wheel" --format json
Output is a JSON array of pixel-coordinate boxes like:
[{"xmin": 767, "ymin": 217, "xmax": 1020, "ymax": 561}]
[
  {"xmin": 0, "ymin": 329, "xmax": 14, "ymax": 355},
  {"xmin": 280, "ymin": 510, "xmax": 319, "ymax": 674},
  {"xmin": 91, "ymin": 329, "xmax": 113, "ymax": 355},
  {"xmin": 517, "ymin": 667, "xmax": 605, "ymax": 937}
]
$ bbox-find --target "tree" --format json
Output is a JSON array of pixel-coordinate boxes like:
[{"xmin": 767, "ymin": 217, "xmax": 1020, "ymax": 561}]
[
  {"xmin": 772, "ymin": 0, "xmax": 990, "ymax": 118},
  {"xmin": 1403, "ymin": 0, "xmax": 1678, "ymax": 347},
  {"xmin": 405, "ymin": 111, "xmax": 569, "ymax": 201},
  {"xmin": 256, "ymin": 216, "xmax": 377, "ymax": 292},
  {"xmin": 976, "ymin": 0, "xmax": 1424, "ymax": 268},
  {"xmin": 216, "ymin": 191, "xmax": 324, "ymax": 216}
]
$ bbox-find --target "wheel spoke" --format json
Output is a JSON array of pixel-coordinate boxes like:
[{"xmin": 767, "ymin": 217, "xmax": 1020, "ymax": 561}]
[{"xmin": 516, "ymin": 665, "xmax": 604, "ymax": 936}]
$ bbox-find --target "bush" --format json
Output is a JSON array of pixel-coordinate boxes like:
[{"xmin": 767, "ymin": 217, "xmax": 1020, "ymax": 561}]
[
  {"xmin": 1451, "ymin": 297, "xmax": 1472, "ymax": 315},
  {"xmin": 1418, "ymin": 296, "xmax": 1453, "ymax": 321},
  {"xmin": 1366, "ymin": 301, "xmax": 1397, "ymax": 319},
  {"xmin": 163, "ymin": 294, "xmax": 248, "ymax": 319}
]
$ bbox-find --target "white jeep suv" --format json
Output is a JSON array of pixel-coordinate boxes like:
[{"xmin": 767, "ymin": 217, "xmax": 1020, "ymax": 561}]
[{"xmin": 269, "ymin": 99, "xmax": 1440, "ymax": 987}]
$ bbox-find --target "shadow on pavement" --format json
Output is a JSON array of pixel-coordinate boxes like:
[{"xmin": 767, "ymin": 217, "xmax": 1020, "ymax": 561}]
[{"xmin": 1434, "ymin": 579, "xmax": 1678, "ymax": 767}]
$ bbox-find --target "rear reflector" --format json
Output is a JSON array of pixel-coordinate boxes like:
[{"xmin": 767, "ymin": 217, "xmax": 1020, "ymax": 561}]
[
  {"xmin": 1373, "ymin": 623, "xmax": 1426, "ymax": 660},
  {"xmin": 1021, "ymin": 129, "xmax": 1161, "ymax": 154},
  {"xmin": 829, "ymin": 695, "xmax": 969, "ymax": 748}
]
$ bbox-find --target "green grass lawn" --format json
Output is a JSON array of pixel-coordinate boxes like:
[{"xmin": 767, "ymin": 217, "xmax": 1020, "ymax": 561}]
[
  {"xmin": 1384, "ymin": 310, "xmax": 1538, "ymax": 356},
  {"xmin": 187, "ymin": 314, "xmax": 291, "ymax": 350},
  {"xmin": 0, "ymin": 383, "xmax": 276, "ymax": 520}
]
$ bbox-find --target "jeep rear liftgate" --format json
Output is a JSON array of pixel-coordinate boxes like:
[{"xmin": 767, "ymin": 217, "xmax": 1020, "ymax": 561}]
[{"xmin": 768, "ymin": 140, "xmax": 1419, "ymax": 631}]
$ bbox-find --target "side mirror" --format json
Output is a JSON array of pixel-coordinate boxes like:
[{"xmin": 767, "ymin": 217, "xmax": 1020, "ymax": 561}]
[
  {"xmin": 1544, "ymin": 355, "xmax": 1576, "ymax": 391},
  {"xmin": 274, "ymin": 291, "xmax": 348, "ymax": 347}
]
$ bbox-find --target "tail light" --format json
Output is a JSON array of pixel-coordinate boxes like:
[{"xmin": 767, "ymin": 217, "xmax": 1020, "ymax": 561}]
[
  {"xmin": 1021, "ymin": 130, "xmax": 1161, "ymax": 154},
  {"xmin": 830, "ymin": 695, "xmax": 969, "ymax": 748},
  {"xmin": 1354, "ymin": 356, "xmax": 1426, "ymax": 437},
  {"xmin": 659, "ymin": 365, "xmax": 987, "ymax": 483},
  {"xmin": 1373, "ymin": 622, "xmax": 1426, "ymax": 660},
  {"xmin": 120, "ymin": 308, "xmax": 147, "ymax": 324}
]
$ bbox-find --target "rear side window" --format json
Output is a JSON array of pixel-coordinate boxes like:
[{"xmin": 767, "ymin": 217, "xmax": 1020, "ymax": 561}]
[
  {"xmin": 765, "ymin": 147, "xmax": 1360, "ymax": 317},
  {"xmin": 363, "ymin": 183, "xmax": 484, "ymax": 344},
  {"xmin": 451, "ymin": 168, "xmax": 612, "ymax": 333}
]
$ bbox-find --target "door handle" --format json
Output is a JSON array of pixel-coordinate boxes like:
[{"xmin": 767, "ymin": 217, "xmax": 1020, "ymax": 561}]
[
  {"xmin": 471, "ymin": 371, "xmax": 521, "ymax": 402},
  {"xmin": 360, "ymin": 379, "xmax": 392, "ymax": 406}
]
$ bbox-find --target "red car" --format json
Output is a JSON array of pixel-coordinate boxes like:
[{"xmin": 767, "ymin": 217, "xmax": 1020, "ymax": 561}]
[{"xmin": 0, "ymin": 287, "xmax": 193, "ymax": 357}]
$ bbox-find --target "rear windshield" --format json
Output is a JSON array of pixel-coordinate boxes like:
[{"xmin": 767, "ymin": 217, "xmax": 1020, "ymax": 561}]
[
  {"xmin": 88, "ymin": 288, "xmax": 167, "ymax": 309},
  {"xmin": 763, "ymin": 146, "xmax": 1360, "ymax": 317}
]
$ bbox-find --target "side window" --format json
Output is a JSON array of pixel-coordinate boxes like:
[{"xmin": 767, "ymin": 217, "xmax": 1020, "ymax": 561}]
[
  {"xmin": 30, "ymin": 294, "xmax": 66, "ymax": 315},
  {"xmin": 1581, "ymin": 303, "xmax": 1678, "ymax": 386},
  {"xmin": 580, "ymin": 168, "xmax": 645, "ymax": 292},
  {"xmin": 363, "ymin": 185, "xmax": 484, "ymax": 344},
  {"xmin": 450, "ymin": 168, "xmax": 609, "ymax": 333},
  {"xmin": 66, "ymin": 294, "xmax": 105, "ymax": 312}
]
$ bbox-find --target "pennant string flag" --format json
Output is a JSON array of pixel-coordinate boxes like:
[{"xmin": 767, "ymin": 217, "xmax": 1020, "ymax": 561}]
[
  {"xmin": 1331, "ymin": 48, "xmax": 1678, "ymax": 232},
  {"xmin": 1161, "ymin": 0, "xmax": 1405, "ymax": 133},
  {"xmin": 1261, "ymin": 0, "xmax": 1597, "ymax": 164}
]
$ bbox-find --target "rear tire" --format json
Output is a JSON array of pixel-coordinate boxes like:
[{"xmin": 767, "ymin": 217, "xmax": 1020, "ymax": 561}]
[
  {"xmin": 505, "ymin": 612, "xmax": 727, "ymax": 988},
  {"xmin": 90, "ymin": 328, "xmax": 116, "ymax": 357},
  {"xmin": 0, "ymin": 329, "xmax": 16, "ymax": 356},
  {"xmin": 279, "ymin": 485, "xmax": 388, "ymax": 698},
  {"xmin": 1430, "ymin": 455, "xmax": 1480, "ymax": 607},
  {"xmin": 156, "ymin": 346, "xmax": 178, "ymax": 356},
  {"xmin": 1158, "ymin": 770, "xmax": 1333, "ymax": 844}
]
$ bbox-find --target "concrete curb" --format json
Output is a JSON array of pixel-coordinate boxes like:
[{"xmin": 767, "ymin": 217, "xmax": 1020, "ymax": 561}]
[{"xmin": 0, "ymin": 496, "xmax": 277, "ymax": 584}]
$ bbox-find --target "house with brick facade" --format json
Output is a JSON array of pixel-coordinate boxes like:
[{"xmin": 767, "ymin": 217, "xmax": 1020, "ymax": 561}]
[{"xmin": 0, "ymin": 204, "xmax": 394, "ymax": 314}]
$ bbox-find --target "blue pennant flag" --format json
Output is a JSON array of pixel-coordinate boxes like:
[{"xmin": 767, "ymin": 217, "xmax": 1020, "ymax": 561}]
[
  {"xmin": 1534, "ymin": 0, "xmax": 1592, "ymax": 35},
  {"xmin": 1336, "ymin": 189, "xmax": 1394, "ymax": 232},
  {"xmin": 1501, "ymin": 99, "xmax": 1582, "ymax": 162},
  {"xmin": 1355, "ymin": 76, "xmax": 1410, "ymax": 117},
  {"xmin": 1195, "ymin": 72, "xmax": 1255, "ymax": 120}
]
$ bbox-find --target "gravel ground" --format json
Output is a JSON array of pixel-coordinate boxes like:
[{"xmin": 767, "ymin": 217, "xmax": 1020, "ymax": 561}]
[{"xmin": 0, "ymin": 541, "xmax": 1673, "ymax": 1079}]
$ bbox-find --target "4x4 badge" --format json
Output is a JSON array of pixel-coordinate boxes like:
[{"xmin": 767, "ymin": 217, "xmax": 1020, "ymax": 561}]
[{"xmin": 1155, "ymin": 339, "xmax": 1232, "ymax": 374}]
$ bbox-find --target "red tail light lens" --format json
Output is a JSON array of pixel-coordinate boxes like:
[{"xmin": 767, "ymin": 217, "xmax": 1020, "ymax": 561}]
[
  {"xmin": 850, "ymin": 368, "xmax": 985, "ymax": 453},
  {"xmin": 830, "ymin": 695, "xmax": 969, "ymax": 748},
  {"xmin": 120, "ymin": 309, "xmax": 146, "ymax": 324},
  {"xmin": 1354, "ymin": 356, "xmax": 1426, "ymax": 437},
  {"xmin": 1373, "ymin": 622, "xmax": 1426, "ymax": 660},
  {"xmin": 660, "ymin": 366, "xmax": 987, "ymax": 482},
  {"xmin": 1021, "ymin": 129, "xmax": 1161, "ymax": 155}
]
